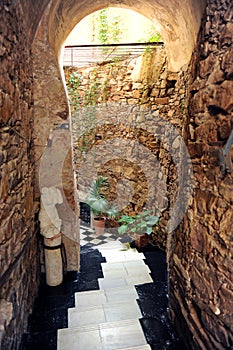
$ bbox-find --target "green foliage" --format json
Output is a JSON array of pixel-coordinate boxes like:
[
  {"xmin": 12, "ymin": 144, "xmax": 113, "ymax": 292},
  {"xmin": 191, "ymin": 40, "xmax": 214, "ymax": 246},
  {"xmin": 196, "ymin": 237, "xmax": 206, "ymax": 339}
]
[
  {"xmin": 66, "ymin": 68, "xmax": 100, "ymax": 156},
  {"xmin": 146, "ymin": 33, "xmax": 162, "ymax": 43},
  {"xmin": 110, "ymin": 15, "xmax": 122, "ymax": 43},
  {"xmin": 67, "ymin": 69, "xmax": 99, "ymax": 111},
  {"xmin": 85, "ymin": 176, "xmax": 118, "ymax": 218},
  {"xmin": 97, "ymin": 8, "xmax": 122, "ymax": 44},
  {"xmin": 83, "ymin": 70, "xmax": 99, "ymax": 106},
  {"xmin": 118, "ymin": 210, "xmax": 159, "ymax": 236},
  {"xmin": 102, "ymin": 79, "xmax": 109, "ymax": 102},
  {"xmin": 67, "ymin": 71, "xmax": 82, "ymax": 110},
  {"xmin": 138, "ymin": 23, "xmax": 162, "ymax": 44},
  {"xmin": 179, "ymin": 98, "xmax": 187, "ymax": 116},
  {"xmin": 98, "ymin": 9, "xmax": 108, "ymax": 44},
  {"xmin": 68, "ymin": 71, "xmax": 82, "ymax": 89}
]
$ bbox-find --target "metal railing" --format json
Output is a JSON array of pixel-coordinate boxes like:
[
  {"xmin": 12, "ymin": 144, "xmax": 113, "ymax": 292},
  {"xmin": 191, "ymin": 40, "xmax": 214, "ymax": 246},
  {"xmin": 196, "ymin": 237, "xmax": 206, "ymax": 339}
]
[{"xmin": 63, "ymin": 42, "xmax": 164, "ymax": 68}]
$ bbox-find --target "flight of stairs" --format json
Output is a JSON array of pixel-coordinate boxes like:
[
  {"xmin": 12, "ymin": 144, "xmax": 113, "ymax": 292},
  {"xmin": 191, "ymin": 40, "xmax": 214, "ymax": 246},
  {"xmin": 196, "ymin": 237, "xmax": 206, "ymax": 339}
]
[{"xmin": 57, "ymin": 243, "xmax": 152, "ymax": 350}]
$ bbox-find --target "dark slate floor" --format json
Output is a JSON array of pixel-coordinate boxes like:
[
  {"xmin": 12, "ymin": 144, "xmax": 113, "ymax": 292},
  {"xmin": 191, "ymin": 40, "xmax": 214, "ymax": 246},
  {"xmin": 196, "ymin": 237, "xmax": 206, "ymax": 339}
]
[{"xmin": 21, "ymin": 244, "xmax": 187, "ymax": 350}]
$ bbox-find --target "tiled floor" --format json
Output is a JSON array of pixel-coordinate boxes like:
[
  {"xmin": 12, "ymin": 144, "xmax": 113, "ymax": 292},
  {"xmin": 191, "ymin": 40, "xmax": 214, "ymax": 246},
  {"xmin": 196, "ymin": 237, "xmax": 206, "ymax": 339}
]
[
  {"xmin": 80, "ymin": 223, "xmax": 131, "ymax": 247},
  {"xmin": 22, "ymin": 225, "xmax": 186, "ymax": 350}
]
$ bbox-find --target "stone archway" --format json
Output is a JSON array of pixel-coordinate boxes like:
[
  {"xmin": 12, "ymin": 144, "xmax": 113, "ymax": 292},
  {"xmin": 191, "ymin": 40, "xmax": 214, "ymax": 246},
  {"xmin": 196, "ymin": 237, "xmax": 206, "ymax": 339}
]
[
  {"xmin": 49, "ymin": 0, "xmax": 206, "ymax": 72},
  {"xmin": 32, "ymin": 1, "xmax": 233, "ymax": 349},
  {"xmin": 32, "ymin": 0, "xmax": 206, "ymax": 272}
]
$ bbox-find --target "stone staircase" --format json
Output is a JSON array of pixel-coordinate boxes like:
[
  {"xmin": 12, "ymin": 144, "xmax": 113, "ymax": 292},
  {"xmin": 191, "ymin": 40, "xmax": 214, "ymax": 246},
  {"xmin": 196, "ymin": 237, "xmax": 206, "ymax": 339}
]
[
  {"xmin": 21, "ymin": 242, "xmax": 185, "ymax": 350},
  {"xmin": 57, "ymin": 243, "xmax": 153, "ymax": 350}
]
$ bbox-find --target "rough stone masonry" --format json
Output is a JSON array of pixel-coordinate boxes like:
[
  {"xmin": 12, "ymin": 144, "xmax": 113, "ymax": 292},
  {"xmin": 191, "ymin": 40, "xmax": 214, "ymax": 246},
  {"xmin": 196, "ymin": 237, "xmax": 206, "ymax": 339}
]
[
  {"xmin": 169, "ymin": 1, "xmax": 233, "ymax": 349},
  {"xmin": 0, "ymin": 0, "xmax": 232, "ymax": 349},
  {"xmin": 65, "ymin": 47, "xmax": 189, "ymax": 250},
  {"xmin": 0, "ymin": 2, "xmax": 40, "ymax": 349}
]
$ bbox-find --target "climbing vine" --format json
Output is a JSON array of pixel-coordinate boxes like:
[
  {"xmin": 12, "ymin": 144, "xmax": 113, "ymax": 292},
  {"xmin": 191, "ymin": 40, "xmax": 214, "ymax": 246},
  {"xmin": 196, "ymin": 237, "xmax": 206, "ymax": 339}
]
[
  {"xmin": 67, "ymin": 71, "xmax": 82, "ymax": 112},
  {"xmin": 138, "ymin": 24, "xmax": 162, "ymax": 44},
  {"xmin": 66, "ymin": 67, "xmax": 107, "ymax": 158},
  {"xmin": 97, "ymin": 8, "xmax": 122, "ymax": 44}
]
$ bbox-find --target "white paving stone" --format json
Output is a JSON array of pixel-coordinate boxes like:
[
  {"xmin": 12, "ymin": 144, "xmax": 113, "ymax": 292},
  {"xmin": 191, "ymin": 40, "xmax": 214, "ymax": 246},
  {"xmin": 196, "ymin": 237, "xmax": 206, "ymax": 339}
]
[
  {"xmin": 75, "ymin": 286, "xmax": 138, "ymax": 307},
  {"xmin": 102, "ymin": 251, "xmax": 146, "ymax": 263},
  {"xmin": 106, "ymin": 286, "xmax": 138, "ymax": 303},
  {"xmin": 100, "ymin": 319, "xmax": 148, "ymax": 350},
  {"xmin": 58, "ymin": 325, "xmax": 102, "ymax": 350},
  {"xmin": 68, "ymin": 300, "xmax": 142, "ymax": 327},
  {"xmin": 101, "ymin": 260, "xmax": 149, "ymax": 272},
  {"xmin": 98, "ymin": 272, "xmax": 152, "ymax": 289},
  {"xmin": 98, "ymin": 277, "xmax": 128, "ymax": 289},
  {"xmin": 126, "ymin": 274, "xmax": 153, "ymax": 285},
  {"xmin": 95, "ymin": 242, "xmax": 146, "ymax": 262},
  {"xmin": 118, "ymin": 346, "xmax": 151, "ymax": 350},
  {"xmin": 75, "ymin": 289, "xmax": 107, "ymax": 307},
  {"xmin": 104, "ymin": 300, "xmax": 142, "ymax": 322},
  {"xmin": 101, "ymin": 261, "xmax": 151, "ymax": 278},
  {"xmin": 68, "ymin": 305, "xmax": 106, "ymax": 327}
]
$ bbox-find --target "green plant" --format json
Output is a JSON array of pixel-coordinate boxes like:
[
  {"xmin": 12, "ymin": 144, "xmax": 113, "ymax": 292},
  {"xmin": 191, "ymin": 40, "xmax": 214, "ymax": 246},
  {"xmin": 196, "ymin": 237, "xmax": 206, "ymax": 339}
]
[
  {"xmin": 146, "ymin": 33, "xmax": 162, "ymax": 43},
  {"xmin": 66, "ymin": 67, "xmax": 100, "ymax": 157},
  {"xmin": 97, "ymin": 8, "xmax": 122, "ymax": 44},
  {"xmin": 83, "ymin": 69, "xmax": 99, "ymax": 106},
  {"xmin": 98, "ymin": 9, "xmax": 108, "ymax": 44},
  {"xmin": 85, "ymin": 176, "xmax": 118, "ymax": 218},
  {"xmin": 179, "ymin": 98, "xmax": 187, "ymax": 116},
  {"xmin": 67, "ymin": 71, "xmax": 82, "ymax": 112},
  {"xmin": 118, "ymin": 210, "xmax": 159, "ymax": 236},
  {"xmin": 138, "ymin": 23, "xmax": 162, "ymax": 44}
]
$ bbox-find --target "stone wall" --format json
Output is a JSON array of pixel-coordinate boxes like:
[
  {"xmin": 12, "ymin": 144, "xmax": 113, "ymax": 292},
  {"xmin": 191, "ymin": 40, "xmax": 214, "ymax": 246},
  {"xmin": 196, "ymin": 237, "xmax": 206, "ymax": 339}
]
[
  {"xmin": 65, "ymin": 47, "xmax": 190, "ymax": 248},
  {"xmin": 169, "ymin": 1, "xmax": 233, "ymax": 349},
  {"xmin": 0, "ymin": 2, "xmax": 40, "ymax": 349},
  {"xmin": 32, "ymin": 3, "xmax": 80, "ymax": 274}
]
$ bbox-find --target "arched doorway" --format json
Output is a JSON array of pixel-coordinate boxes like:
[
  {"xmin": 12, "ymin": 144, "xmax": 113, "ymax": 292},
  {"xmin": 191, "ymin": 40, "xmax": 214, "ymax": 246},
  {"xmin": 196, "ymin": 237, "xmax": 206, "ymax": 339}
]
[{"xmin": 32, "ymin": 0, "xmax": 206, "ymax": 271}]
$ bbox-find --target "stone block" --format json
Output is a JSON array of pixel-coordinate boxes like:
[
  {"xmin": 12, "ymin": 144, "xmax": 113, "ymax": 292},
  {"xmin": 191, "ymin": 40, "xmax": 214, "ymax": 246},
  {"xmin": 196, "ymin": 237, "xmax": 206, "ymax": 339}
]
[
  {"xmin": 167, "ymin": 72, "xmax": 178, "ymax": 81},
  {"xmin": 219, "ymin": 181, "xmax": 233, "ymax": 203},
  {"xmin": 133, "ymin": 90, "xmax": 141, "ymax": 98},
  {"xmin": 221, "ymin": 45, "xmax": 233, "ymax": 79},
  {"xmin": 1, "ymin": 93, "xmax": 13, "ymax": 122},
  {"xmin": 199, "ymin": 53, "xmax": 216, "ymax": 78},
  {"xmin": 207, "ymin": 61, "xmax": 224, "ymax": 84},
  {"xmin": 195, "ymin": 121, "xmax": 218, "ymax": 142},
  {"xmin": 220, "ymin": 22, "xmax": 233, "ymax": 46},
  {"xmin": 150, "ymin": 88, "xmax": 160, "ymax": 97},
  {"xmin": 154, "ymin": 97, "xmax": 169, "ymax": 105},
  {"xmin": 215, "ymin": 80, "xmax": 233, "ymax": 112}
]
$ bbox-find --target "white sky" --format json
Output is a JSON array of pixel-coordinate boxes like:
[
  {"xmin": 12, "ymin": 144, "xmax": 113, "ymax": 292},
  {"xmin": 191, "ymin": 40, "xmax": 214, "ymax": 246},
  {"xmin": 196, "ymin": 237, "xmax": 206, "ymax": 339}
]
[{"xmin": 65, "ymin": 8, "xmax": 160, "ymax": 45}]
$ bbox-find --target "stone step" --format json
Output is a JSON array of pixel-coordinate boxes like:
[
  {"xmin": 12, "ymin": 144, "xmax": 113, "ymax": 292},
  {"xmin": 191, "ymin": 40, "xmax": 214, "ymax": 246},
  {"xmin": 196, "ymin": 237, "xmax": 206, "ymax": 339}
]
[
  {"xmin": 100, "ymin": 251, "xmax": 146, "ymax": 263},
  {"xmin": 68, "ymin": 300, "xmax": 142, "ymax": 328},
  {"xmin": 95, "ymin": 243, "xmax": 146, "ymax": 263},
  {"xmin": 118, "ymin": 347, "xmax": 151, "ymax": 350},
  {"xmin": 75, "ymin": 286, "xmax": 138, "ymax": 307},
  {"xmin": 101, "ymin": 260, "xmax": 151, "ymax": 278},
  {"xmin": 57, "ymin": 319, "xmax": 148, "ymax": 350},
  {"xmin": 98, "ymin": 273, "xmax": 153, "ymax": 290}
]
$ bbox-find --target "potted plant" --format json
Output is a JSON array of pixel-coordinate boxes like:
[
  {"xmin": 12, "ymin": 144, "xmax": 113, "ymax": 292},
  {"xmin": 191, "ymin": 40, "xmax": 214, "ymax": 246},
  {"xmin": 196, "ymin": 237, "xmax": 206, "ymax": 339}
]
[
  {"xmin": 118, "ymin": 210, "xmax": 159, "ymax": 248},
  {"xmin": 85, "ymin": 176, "xmax": 118, "ymax": 235}
]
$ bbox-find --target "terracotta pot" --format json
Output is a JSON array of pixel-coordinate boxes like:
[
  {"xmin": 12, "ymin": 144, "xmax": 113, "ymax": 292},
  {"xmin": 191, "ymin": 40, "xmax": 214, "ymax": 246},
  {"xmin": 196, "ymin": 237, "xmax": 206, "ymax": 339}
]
[
  {"xmin": 93, "ymin": 217, "xmax": 106, "ymax": 235},
  {"xmin": 135, "ymin": 233, "xmax": 149, "ymax": 248}
]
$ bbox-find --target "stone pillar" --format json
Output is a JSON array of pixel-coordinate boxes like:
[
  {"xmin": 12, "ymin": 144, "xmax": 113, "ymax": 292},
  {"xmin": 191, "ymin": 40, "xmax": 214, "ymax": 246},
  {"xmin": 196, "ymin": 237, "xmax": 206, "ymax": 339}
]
[
  {"xmin": 39, "ymin": 186, "xmax": 64, "ymax": 286},
  {"xmin": 39, "ymin": 124, "xmax": 80, "ymax": 271}
]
